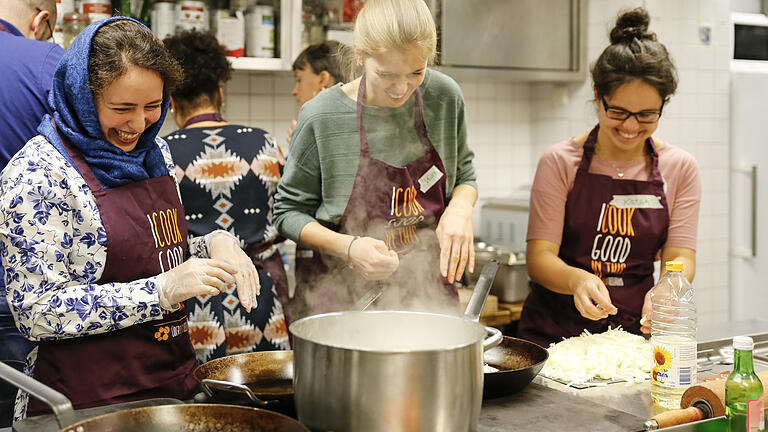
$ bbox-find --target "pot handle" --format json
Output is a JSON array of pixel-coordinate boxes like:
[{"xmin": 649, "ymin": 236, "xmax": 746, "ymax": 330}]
[
  {"xmin": 200, "ymin": 378, "xmax": 270, "ymax": 406},
  {"xmin": 483, "ymin": 326, "xmax": 503, "ymax": 351},
  {"xmin": 0, "ymin": 360, "xmax": 76, "ymax": 428}
]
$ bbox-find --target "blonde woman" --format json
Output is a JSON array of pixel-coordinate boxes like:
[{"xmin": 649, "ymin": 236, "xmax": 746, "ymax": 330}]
[{"xmin": 273, "ymin": 0, "xmax": 477, "ymax": 321}]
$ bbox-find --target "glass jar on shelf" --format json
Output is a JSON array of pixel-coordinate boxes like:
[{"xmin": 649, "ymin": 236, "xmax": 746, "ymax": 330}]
[{"xmin": 61, "ymin": 10, "xmax": 89, "ymax": 49}]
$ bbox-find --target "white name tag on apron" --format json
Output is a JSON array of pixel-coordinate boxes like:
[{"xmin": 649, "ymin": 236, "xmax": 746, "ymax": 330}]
[
  {"xmin": 605, "ymin": 277, "xmax": 624, "ymax": 287},
  {"xmin": 418, "ymin": 165, "xmax": 444, "ymax": 193},
  {"xmin": 609, "ymin": 194, "xmax": 663, "ymax": 209}
]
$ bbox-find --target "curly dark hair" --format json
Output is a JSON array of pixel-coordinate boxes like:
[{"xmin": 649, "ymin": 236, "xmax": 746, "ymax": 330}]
[
  {"xmin": 591, "ymin": 7, "xmax": 677, "ymax": 103},
  {"xmin": 163, "ymin": 30, "xmax": 233, "ymax": 116},
  {"xmin": 89, "ymin": 19, "xmax": 182, "ymax": 101}
]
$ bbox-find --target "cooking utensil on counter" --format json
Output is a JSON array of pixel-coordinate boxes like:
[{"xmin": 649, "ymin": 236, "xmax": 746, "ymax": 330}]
[
  {"xmin": 193, "ymin": 350, "xmax": 293, "ymax": 407},
  {"xmin": 483, "ymin": 336, "xmax": 548, "ymax": 399},
  {"xmin": 0, "ymin": 360, "xmax": 309, "ymax": 432},
  {"xmin": 289, "ymin": 259, "xmax": 502, "ymax": 432}
]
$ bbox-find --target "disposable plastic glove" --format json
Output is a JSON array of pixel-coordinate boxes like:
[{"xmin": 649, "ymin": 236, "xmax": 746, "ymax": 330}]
[
  {"xmin": 209, "ymin": 232, "xmax": 260, "ymax": 312},
  {"xmin": 156, "ymin": 258, "xmax": 237, "ymax": 310}
]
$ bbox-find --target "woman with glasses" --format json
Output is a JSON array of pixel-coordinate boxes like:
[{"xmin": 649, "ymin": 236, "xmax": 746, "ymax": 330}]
[{"xmin": 517, "ymin": 7, "xmax": 701, "ymax": 347}]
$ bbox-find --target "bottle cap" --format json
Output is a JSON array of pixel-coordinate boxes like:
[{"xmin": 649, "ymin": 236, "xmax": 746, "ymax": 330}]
[
  {"xmin": 665, "ymin": 261, "xmax": 683, "ymax": 272},
  {"xmin": 733, "ymin": 335, "xmax": 754, "ymax": 351}
]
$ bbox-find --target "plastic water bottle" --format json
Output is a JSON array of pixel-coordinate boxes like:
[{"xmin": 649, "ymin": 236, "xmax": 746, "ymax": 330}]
[
  {"xmin": 650, "ymin": 261, "xmax": 697, "ymax": 408},
  {"xmin": 726, "ymin": 336, "xmax": 765, "ymax": 432}
]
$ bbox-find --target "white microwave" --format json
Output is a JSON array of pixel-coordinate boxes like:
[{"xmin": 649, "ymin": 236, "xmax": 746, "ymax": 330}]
[{"xmin": 732, "ymin": 12, "xmax": 768, "ymax": 71}]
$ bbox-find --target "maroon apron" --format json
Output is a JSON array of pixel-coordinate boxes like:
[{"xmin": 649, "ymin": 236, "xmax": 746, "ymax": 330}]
[
  {"xmin": 28, "ymin": 128, "xmax": 199, "ymax": 415},
  {"xmin": 517, "ymin": 125, "xmax": 670, "ymax": 347},
  {"xmin": 289, "ymin": 74, "xmax": 456, "ymax": 321}
]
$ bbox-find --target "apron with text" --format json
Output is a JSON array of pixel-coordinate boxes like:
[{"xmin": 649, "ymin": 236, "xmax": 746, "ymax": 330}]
[
  {"xmin": 28, "ymin": 127, "xmax": 198, "ymax": 415},
  {"xmin": 289, "ymin": 74, "xmax": 456, "ymax": 321},
  {"xmin": 517, "ymin": 125, "xmax": 669, "ymax": 347}
]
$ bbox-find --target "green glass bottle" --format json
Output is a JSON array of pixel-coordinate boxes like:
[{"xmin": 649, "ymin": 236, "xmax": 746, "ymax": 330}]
[{"xmin": 726, "ymin": 336, "xmax": 765, "ymax": 432}]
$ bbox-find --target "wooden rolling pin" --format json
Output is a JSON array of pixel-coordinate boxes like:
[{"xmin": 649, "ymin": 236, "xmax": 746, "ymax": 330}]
[{"xmin": 644, "ymin": 370, "xmax": 768, "ymax": 430}]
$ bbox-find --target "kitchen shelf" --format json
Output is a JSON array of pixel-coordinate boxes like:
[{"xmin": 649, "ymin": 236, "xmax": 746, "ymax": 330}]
[{"xmin": 228, "ymin": 56, "xmax": 290, "ymax": 71}]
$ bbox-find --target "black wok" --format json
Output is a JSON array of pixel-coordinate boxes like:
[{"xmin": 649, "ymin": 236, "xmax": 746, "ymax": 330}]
[
  {"xmin": 193, "ymin": 350, "xmax": 293, "ymax": 406},
  {"xmin": 483, "ymin": 336, "xmax": 548, "ymax": 399}
]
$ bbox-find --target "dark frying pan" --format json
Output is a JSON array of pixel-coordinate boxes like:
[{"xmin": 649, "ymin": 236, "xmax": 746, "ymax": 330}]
[
  {"xmin": 193, "ymin": 350, "xmax": 293, "ymax": 406},
  {"xmin": 0, "ymin": 361, "xmax": 309, "ymax": 432},
  {"xmin": 483, "ymin": 336, "xmax": 548, "ymax": 399},
  {"xmin": 61, "ymin": 404, "xmax": 309, "ymax": 432}
]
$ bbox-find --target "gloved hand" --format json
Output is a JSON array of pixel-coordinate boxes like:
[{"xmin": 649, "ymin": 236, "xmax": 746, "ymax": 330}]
[
  {"xmin": 156, "ymin": 258, "xmax": 237, "ymax": 310},
  {"xmin": 209, "ymin": 231, "xmax": 260, "ymax": 312}
]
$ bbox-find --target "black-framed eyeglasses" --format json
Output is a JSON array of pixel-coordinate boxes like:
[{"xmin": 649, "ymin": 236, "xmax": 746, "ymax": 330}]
[
  {"xmin": 600, "ymin": 95, "xmax": 664, "ymax": 124},
  {"xmin": 34, "ymin": 7, "xmax": 55, "ymax": 43}
]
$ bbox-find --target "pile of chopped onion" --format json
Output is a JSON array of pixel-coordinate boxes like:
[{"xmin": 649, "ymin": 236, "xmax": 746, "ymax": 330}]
[{"xmin": 540, "ymin": 327, "xmax": 652, "ymax": 386}]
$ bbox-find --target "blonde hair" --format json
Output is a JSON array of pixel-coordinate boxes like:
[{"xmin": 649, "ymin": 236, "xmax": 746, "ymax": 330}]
[{"xmin": 353, "ymin": 0, "xmax": 437, "ymax": 65}]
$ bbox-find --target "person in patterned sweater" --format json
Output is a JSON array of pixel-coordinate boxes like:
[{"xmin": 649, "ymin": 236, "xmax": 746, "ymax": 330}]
[{"xmin": 163, "ymin": 30, "xmax": 290, "ymax": 361}]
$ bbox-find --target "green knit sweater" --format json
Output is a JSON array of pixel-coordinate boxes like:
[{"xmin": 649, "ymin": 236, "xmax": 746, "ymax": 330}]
[{"xmin": 273, "ymin": 68, "xmax": 477, "ymax": 243}]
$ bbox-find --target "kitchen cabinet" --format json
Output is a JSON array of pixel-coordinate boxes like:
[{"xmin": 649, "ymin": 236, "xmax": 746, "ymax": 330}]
[{"xmin": 428, "ymin": 0, "xmax": 587, "ymax": 81}]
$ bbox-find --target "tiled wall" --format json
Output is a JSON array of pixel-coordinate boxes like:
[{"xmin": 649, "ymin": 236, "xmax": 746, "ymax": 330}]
[{"xmin": 163, "ymin": 0, "xmax": 734, "ymax": 324}]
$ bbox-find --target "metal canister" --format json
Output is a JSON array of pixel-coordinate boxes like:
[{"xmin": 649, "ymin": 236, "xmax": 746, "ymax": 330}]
[
  {"xmin": 81, "ymin": 0, "xmax": 111, "ymax": 23},
  {"xmin": 174, "ymin": 0, "xmax": 208, "ymax": 33},
  {"xmin": 151, "ymin": 1, "xmax": 175, "ymax": 39},
  {"xmin": 245, "ymin": 5, "xmax": 274, "ymax": 58}
]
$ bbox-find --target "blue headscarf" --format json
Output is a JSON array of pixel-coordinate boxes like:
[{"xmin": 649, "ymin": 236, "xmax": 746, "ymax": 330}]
[{"xmin": 37, "ymin": 17, "xmax": 170, "ymax": 189}]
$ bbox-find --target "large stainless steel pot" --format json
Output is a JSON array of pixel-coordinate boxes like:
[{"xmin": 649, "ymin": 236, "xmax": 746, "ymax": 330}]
[{"xmin": 289, "ymin": 261, "xmax": 502, "ymax": 432}]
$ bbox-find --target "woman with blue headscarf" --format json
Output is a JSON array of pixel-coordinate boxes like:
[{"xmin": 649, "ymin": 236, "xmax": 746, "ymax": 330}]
[{"xmin": 0, "ymin": 18, "xmax": 261, "ymax": 418}]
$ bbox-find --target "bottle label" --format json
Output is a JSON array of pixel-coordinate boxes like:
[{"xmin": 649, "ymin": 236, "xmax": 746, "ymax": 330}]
[
  {"xmin": 651, "ymin": 338, "xmax": 697, "ymax": 388},
  {"xmin": 747, "ymin": 392, "xmax": 764, "ymax": 432}
]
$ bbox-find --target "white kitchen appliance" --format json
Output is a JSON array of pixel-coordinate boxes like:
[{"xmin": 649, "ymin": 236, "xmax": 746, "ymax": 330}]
[
  {"xmin": 729, "ymin": 13, "xmax": 768, "ymax": 321},
  {"xmin": 480, "ymin": 197, "xmax": 529, "ymax": 252}
]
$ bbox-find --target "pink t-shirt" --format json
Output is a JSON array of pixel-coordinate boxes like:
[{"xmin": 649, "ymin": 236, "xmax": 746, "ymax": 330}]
[{"xmin": 527, "ymin": 137, "xmax": 701, "ymax": 251}]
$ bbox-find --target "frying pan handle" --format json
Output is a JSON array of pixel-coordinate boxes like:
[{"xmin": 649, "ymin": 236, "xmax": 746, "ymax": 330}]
[
  {"xmin": 200, "ymin": 379, "xmax": 269, "ymax": 406},
  {"xmin": 0, "ymin": 360, "xmax": 76, "ymax": 428},
  {"xmin": 483, "ymin": 326, "xmax": 503, "ymax": 351},
  {"xmin": 464, "ymin": 259, "xmax": 499, "ymax": 322}
]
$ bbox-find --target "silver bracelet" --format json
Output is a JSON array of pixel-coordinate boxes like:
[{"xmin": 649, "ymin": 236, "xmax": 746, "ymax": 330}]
[{"xmin": 346, "ymin": 235, "xmax": 360, "ymax": 263}]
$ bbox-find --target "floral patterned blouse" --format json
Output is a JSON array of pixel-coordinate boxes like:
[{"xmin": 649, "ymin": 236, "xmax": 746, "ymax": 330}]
[
  {"xmin": 0, "ymin": 135, "xmax": 223, "ymax": 419},
  {"xmin": 0, "ymin": 135, "xmax": 216, "ymax": 343}
]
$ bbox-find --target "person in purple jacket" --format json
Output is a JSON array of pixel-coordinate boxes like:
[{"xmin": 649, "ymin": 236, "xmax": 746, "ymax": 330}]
[{"xmin": 0, "ymin": 0, "xmax": 64, "ymax": 169}]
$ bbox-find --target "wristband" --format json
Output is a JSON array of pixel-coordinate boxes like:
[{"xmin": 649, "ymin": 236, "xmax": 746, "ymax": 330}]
[{"xmin": 346, "ymin": 236, "xmax": 360, "ymax": 262}]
